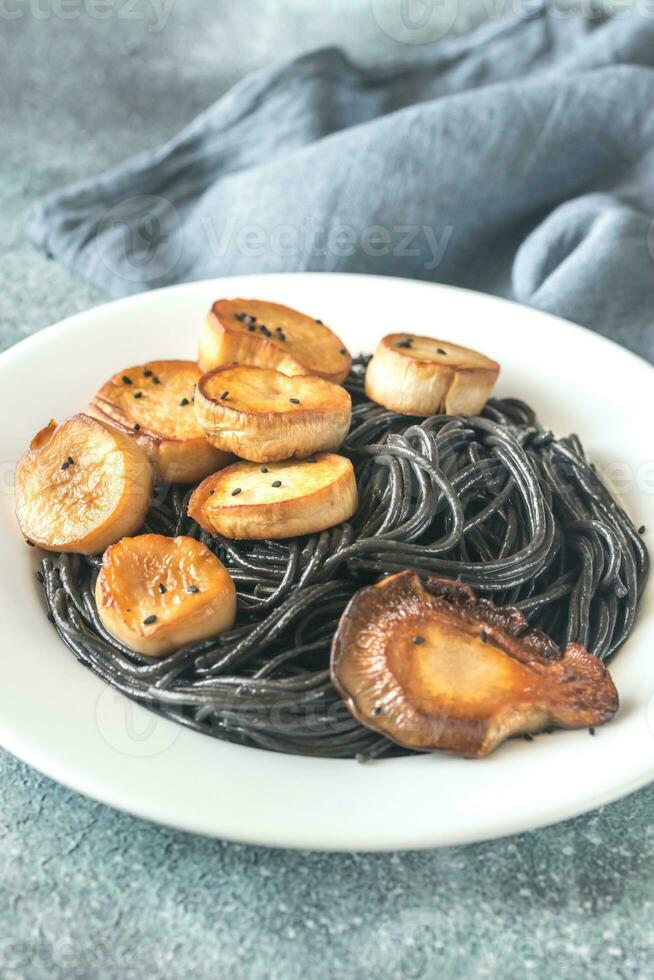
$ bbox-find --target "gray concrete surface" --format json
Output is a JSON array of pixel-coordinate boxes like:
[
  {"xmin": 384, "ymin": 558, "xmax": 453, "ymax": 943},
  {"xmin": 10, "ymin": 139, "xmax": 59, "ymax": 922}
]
[{"xmin": 2, "ymin": 3, "xmax": 654, "ymax": 979}]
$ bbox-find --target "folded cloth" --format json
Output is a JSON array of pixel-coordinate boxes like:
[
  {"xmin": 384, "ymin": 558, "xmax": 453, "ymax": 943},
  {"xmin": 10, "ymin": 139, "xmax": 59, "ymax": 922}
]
[{"xmin": 27, "ymin": 5, "xmax": 654, "ymax": 361}]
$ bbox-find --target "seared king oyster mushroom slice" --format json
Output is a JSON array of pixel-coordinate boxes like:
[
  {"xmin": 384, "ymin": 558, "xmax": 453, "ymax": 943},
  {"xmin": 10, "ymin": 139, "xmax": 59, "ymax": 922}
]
[
  {"xmin": 95, "ymin": 534, "xmax": 236, "ymax": 656},
  {"xmin": 89, "ymin": 359, "xmax": 230, "ymax": 484},
  {"xmin": 14, "ymin": 414, "xmax": 152, "ymax": 555},
  {"xmin": 188, "ymin": 453, "xmax": 358, "ymax": 540},
  {"xmin": 199, "ymin": 299, "xmax": 351, "ymax": 383},
  {"xmin": 365, "ymin": 333, "xmax": 499, "ymax": 417},
  {"xmin": 331, "ymin": 571, "xmax": 618, "ymax": 758},
  {"xmin": 194, "ymin": 364, "xmax": 352, "ymax": 463}
]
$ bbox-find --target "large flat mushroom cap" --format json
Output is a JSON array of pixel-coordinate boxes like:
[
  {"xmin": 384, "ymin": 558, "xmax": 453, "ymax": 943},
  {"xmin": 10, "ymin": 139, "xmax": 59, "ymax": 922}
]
[{"xmin": 330, "ymin": 571, "xmax": 618, "ymax": 758}]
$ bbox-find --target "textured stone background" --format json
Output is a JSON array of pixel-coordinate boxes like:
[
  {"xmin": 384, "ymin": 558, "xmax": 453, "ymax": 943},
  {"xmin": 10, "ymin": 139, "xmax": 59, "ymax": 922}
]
[{"xmin": 2, "ymin": 3, "xmax": 654, "ymax": 978}]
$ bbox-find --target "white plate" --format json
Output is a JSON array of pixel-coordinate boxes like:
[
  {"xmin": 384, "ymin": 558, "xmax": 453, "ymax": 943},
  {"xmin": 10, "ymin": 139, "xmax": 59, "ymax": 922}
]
[{"xmin": 1, "ymin": 273, "xmax": 652, "ymax": 851}]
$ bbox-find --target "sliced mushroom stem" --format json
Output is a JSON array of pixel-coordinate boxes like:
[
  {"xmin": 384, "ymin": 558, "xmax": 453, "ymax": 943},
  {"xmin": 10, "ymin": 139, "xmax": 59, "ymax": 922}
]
[
  {"xmin": 194, "ymin": 364, "xmax": 352, "ymax": 462},
  {"xmin": 188, "ymin": 453, "xmax": 358, "ymax": 540},
  {"xmin": 89, "ymin": 359, "xmax": 231, "ymax": 484},
  {"xmin": 95, "ymin": 534, "xmax": 236, "ymax": 656},
  {"xmin": 199, "ymin": 299, "xmax": 351, "ymax": 383},
  {"xmin": 14, "ymin": 414, "xmax": 153, "ymax": 555},
  {"xmin": 365, "ymin": 334, "xmax": 499, "ymax": 417}
]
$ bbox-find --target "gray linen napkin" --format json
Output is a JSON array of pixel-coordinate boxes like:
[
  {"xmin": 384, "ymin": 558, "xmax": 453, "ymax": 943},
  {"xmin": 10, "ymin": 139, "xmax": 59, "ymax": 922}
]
[{"xmin": 27, "ymin": 6, "xmax": 654, "ymax": 361}]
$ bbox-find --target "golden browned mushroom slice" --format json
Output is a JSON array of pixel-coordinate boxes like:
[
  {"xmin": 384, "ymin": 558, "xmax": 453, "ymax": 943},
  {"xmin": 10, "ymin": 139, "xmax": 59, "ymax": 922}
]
[
  {"xmin": 194, "ymin": 364, "xmax": 352, "ymax": 463},
  {"xmin": 96, "ymin": 534, "xmax": 236, "ymax": 656},
  {"xmin": 198, "ymin": 299, "xmax": 351, "ymax": 383},
  {"xmin": 188, "ymin": 453, "xmax": 358, "ymax": 540},
  {"xmin": 89, "ymin": 359, "xmax": 231, "ymax": 484},
  {"xmin": 14, "ymin": 414, "xmax": 152, "ymax": 555},
  {"xmin": 331, "ymin": 571, "xmax": 618, "ymax": 758},
  {"xmin": 365, "ymin": 333, "xmax": 500, "ymax": 416}
]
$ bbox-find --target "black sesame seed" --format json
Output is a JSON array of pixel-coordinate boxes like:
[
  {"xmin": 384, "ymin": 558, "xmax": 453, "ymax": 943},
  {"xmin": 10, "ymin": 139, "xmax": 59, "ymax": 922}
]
[
  {"xmin": 412, "ymin": 636, "xmax": 425, "ymax": 645},
  {"xmin": 122, "ymin": 375, "xmax": 132, "ymax": 385},
  {"xmin": 315, "ymin": 319, "xmax": 323, "ymax": 324},
  {"xmin": 589, "ymin": 727, "xmax": 596, "ymax": 736},
  {"xmin": 26, "ymin": 539, "xmax": 35, "ymax": 547},
  {"xmin": 437, "ymin": 348, "xmax": 447, "ymax": 355},
  {"xmin": 180, "ymin": 398, "xmax": 189, "ymax": 406},
  {"xmin": 152, "ymin": 376, "xmax": 161, "ymax": 385},
  {"xmin": 36, "ymin": 571, "xmax": 44, "ymax": 583},
  {"xmin": 244, "ymin": 314, "xmax": 256, "ymax": 324},
  {"xmin": 143, "ymin": 368, "xmax": 153, "ymax": 377},
  {"xmin": 158, "ymin": 583, "xmax": 167, "ymax": 594},
  {"xmin": 339, "ymin": 348, "xmax": 346, "ymax": 354},
  {"xmin": 289, "ymin": 398, "xmax": 301, "ymax": 405},
  {"xmin": 260, "ymin": 325, "xmax": 271, "ymax": 336},
  {"xmin": 209, "ymin": 489, "xmax": 215, "ymax": 495},
  {"xmin": 61, "ymin": 461, "xmax": 70, "ymax": 470},
  {"xmin": 235, "ymin": 312, "xmax": 245, "ymax": 322},
  {"xmin": 220, "ymin": 391, "xmax": 229, "ymax": 400},
  {"xmin": 187, "ymin": 585, "xmax": 200, "ymax": 593},
  {"xmin": 272, "ymin": 480, "xmax": 282, "ymax": 488},
  {"xmin": 261, "ymin": 467, "xmax": 269, "ymax": 473},
  {"xmin": 67, "ymin": 456, "xmax": 74, "ymax": 465},
  {"xmin": 396, "ymin": 339, "xmax": 412, "ymax": 350},
  {"xmin": 231, "ymin": 487, "xmax": 242, "ymax": 496},
  {"xmin": 247, "ymin": 324, "xmax": 256, "ymax": 332},
  {"xmin": 480, "ymin": 629, "xmax": 489, "ymax": 643},
  {"xmin": 134, "ymin": 423, "xmax": 141, "ymax": 431},
  {"xmin": 143, "ymin": 614, "xmax": 157, "ymax": 625},
  {"xmin": 639, "ymin": 525, "xmax": 646, "ymax": 535},
  {"xmin": 134, "ymin": 391, "xmax": 143, "ymax": 399},
  {"xmin": 278, "ymin": 332, "xmax": 286, "ymax": 342},
  {"xmin": 373, "ymin": 706, "xmax": 382, "ymax": 716}
]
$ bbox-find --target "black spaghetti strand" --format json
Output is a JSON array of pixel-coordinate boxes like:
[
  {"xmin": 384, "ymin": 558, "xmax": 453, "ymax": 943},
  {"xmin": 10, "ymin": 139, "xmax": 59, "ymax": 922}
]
[{"xmin": 36, "ymin": 360, "xmax": 649, "ymax": 759}]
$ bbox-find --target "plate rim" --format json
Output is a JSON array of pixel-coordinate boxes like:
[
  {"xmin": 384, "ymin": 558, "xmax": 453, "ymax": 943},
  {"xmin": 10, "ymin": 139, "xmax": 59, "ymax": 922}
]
[{"xmin": 4, "ymin": 270, "xmax": 653, "ymax": 377}]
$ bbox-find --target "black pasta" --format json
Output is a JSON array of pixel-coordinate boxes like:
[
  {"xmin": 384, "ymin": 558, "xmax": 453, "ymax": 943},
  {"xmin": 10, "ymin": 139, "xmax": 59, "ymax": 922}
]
[{"xmin": 37, "ymin": 357, "xmax": 649, "ymax": 759}]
